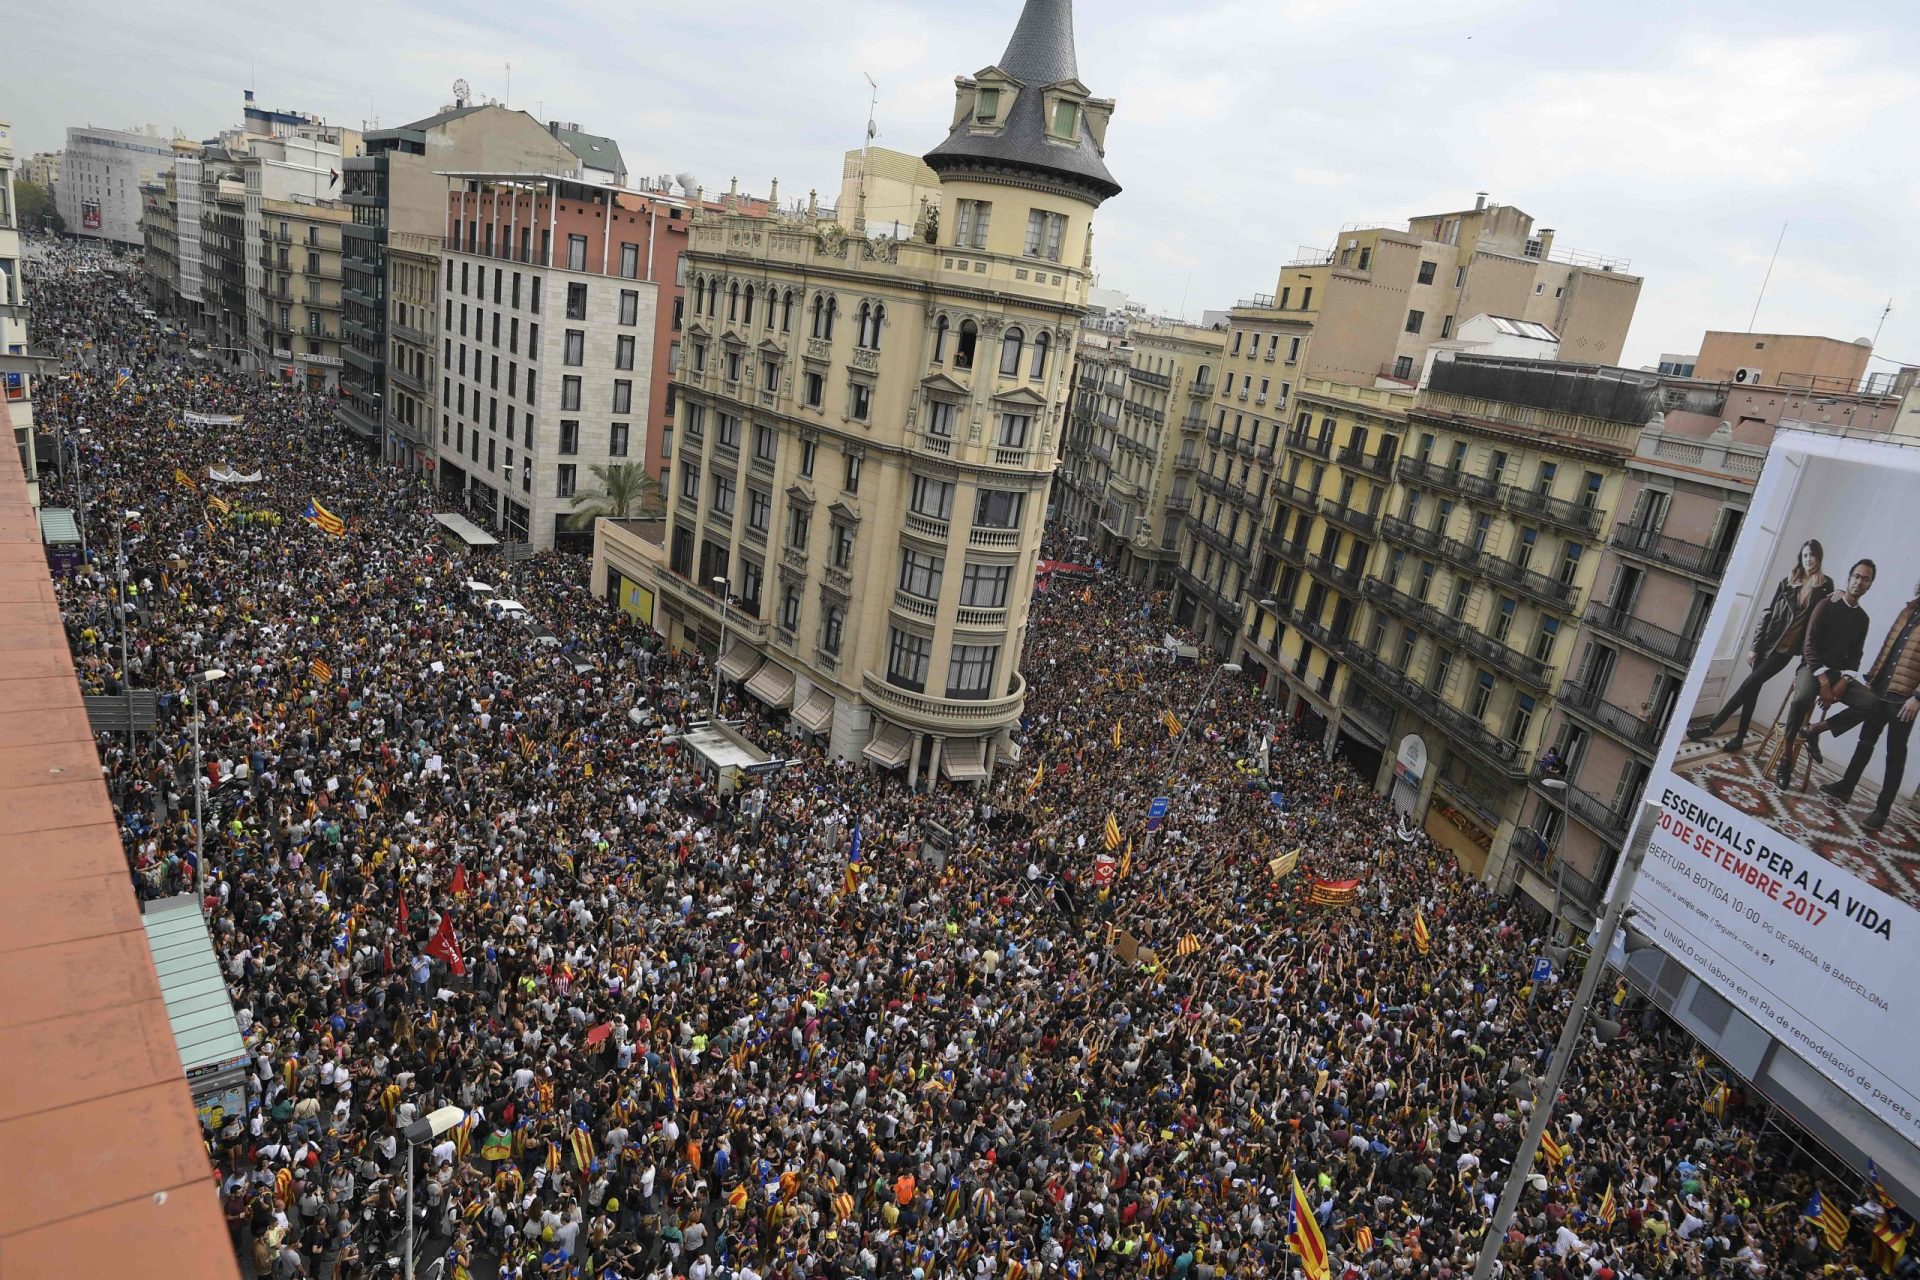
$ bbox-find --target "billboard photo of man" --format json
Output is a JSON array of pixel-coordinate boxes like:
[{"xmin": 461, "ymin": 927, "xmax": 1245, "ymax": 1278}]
[{"xmin": 1806, "ymin": 578, "xmax": 1920, "ymax": 832}]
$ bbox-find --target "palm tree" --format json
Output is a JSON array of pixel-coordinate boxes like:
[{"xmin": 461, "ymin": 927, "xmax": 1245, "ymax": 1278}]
[{"xmin": 566, "ymin": 462, "xmax": 665, "ymax": 528}]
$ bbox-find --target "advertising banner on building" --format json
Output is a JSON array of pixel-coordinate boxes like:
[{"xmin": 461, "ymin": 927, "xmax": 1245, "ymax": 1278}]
[{"xmin": 1640, "ymin": 430, "xmax": 1920, "ymax": 1148}]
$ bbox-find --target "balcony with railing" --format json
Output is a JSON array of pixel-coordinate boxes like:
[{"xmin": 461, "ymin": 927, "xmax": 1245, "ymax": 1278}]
[
  {"xmin": 1306, "ymin": 553, "xmax": 1362, "ymax": 594},
  {"xmin": 903, "ymin": 511, "xmax": 950, "ymax": 542},
  {"xmin": 1336, "ymin": 445, "xmax": 1395, "ymax": 479},
  {"xmin": 1482, "ymin": 554, "xmax": 1577, "ymax": 610},
  {"xmin": 1556, "ymin": 679, "xmax": 1663, "ymax": 752},
  {"xmin": 1584, "ymin": 600, "xmax": 1698, "ymax": 666},
  {"xmin": 1342, "ymin": 638, "xmax": 1529, "ymax": 777},
  {"xmin": 1362, "ymin": 580, "xmax": 1549, "ymax": 688},
  {"xmin": 1609, "ymin": 522, "xmax": 1734, "ymax": 580},
  {"xmin": 1558, "ymin": 782, "xmax": 1636, "ymax": 845},
  {"xmin": 968, "ymin": 525, "xmax": 1022, "ymax": 551},
  {"xmin": 862, "ymin": 669, "xmax": 1026, "ymax": 732},
  {"xmin": 1190, "ymin": 381, "xmax": 1215, "ymax": 399},
  {"xmin": 1174, "ymin": 447, "xmax": 1201, "ymax": 471},
  {"xmin": 1263, "ymin": 527, "xmax": 1310, "ymax": 565},
  {"xmin": 1285, "ymin": 431, "xmax": 1333, "ymax": 460},
  {"xmin": 1321, "ymin": 500, "xmax": 1378, "ymax": 538},
  {"xmin": 1506, "ymin": 486, "xmax": 1603, "ymax": 535},
  {"xmin": 1396, "ymin": 456, "xmax": 1502, "ymax": 502},
  {"xmin": 1165, "ymin": 490, "xmax": 1191, "ymax": 513},
  {"xmin": 1132, "ymin": 368, "xmax": 1171, "ymax": 389},
  {"xmin": 1509, "ymin": 827, "xmax": 1607, "ymax": 911},
  {"xmin": 1271, "ymin": 479, "xmax": 1319, "ymax": 513},
  {"xmin": 1381, "ymin": 513, "xmax": 1443, "ymax": 554}
]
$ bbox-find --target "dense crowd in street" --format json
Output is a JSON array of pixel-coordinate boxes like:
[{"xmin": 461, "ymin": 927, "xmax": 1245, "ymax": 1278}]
[{"xmin": 23, "ymin": 236, "xmax": 1906, "ymax": 1280}]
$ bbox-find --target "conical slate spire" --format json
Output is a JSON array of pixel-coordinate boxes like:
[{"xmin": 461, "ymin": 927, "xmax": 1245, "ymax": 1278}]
[{"xmin": 997, "ymin": 0, "xmax": 1079, "ymax": 87}]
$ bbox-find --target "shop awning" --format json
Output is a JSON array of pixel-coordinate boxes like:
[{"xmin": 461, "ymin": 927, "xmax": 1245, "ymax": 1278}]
[
  {"xmin": 940, "ymin": 737, "xmax": 989, "ymax": 782},
  {"xmin": 862, "ymin": 719, "xmax": 914, "ymax": 769},
  {"xmin": 717, "ymin": 641, "xmax": 762, "ymax": 682},
  {"xmin": 792, "ymin": 686, "xmax": 835, "ymax": 734},
  {"xmin": 141, "ymin": 894, "xmax": 248, "ymax": 1080},
  {"xmin": 745, "ymin": 660, "xmax": 796, "ymax": 709}
]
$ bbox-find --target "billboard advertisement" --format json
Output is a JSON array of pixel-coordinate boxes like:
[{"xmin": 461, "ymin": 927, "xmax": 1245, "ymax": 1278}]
[
  {"xmin": 82, "ymin": 199, "xmax": 102, "ymax": 230},
  {"xmin": 1640, "ymin": 429, "xmax": 1920, "ymax": 1149}
]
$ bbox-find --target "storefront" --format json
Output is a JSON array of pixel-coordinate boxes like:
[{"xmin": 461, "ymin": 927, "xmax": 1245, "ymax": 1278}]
[{"xmin": 1424, "ymin": 789, "xmax": 1497, "ymax": 878}]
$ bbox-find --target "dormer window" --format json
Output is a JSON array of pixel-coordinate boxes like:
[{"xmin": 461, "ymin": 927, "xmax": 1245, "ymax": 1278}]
[
  {"xmin": 976, "ymin": 88, "xmax": 1001, "ymax": 123},
  {"xmin": 1050, "ymin": 100, "xmax": 1078, "ymax": 138}
]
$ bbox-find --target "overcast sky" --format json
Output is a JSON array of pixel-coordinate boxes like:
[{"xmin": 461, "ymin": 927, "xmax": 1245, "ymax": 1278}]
[{"xmin": 10, "ymin": 0, "xmax": 1918, "ymax": 371}]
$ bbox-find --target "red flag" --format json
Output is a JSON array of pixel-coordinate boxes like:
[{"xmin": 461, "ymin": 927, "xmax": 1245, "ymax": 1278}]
[
  {"xmin": 585, "ymin": 1022, "xmax": 613, "ymax": 1047},
  {"xmin": 397, "ymin": 888, "xmax": 409, "ymax": 928},
  {"xmin": 425, "ymin": 914, "xmax": 467, "ymax": 976},
  {"xmin": 450, "ymin": 865, "xmax": 469, "ymax": 896}
]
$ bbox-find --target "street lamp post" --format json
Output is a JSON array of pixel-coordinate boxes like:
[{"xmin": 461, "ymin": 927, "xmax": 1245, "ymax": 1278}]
[
  {"xmin": 711, "ymin": 576, "xmax": 731, "ymax": 721},
  {"xmin": 117, "ymin": 510, "xmax": 140, "ymax": 756},
  {"xmin": 190, "ymin": 668, "xmax": 227, "ymax": 903},
  {"xmin": 399, "ymin": 1106, "xmax": 468, "ymax": 1280},
  {"xmin": 1539, "ymin": 775, "xmax": 1570, "ymax": 939},
  {"xmin": 1470, "ymin": 802, "xmax": 1656, "ymax": 1280}
]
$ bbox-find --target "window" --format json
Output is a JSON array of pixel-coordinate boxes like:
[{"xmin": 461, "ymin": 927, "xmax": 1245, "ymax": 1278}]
[
  {"xmin": 843, "ymin": 453, "xmax": 862, "ymax": 493},
  {"xmin": 1582, "ymin": 471, "xmax": 1604, "ymax": 509},
  {"xmin": 999, "ymin": 326, "xmax": 1025, "ymax": 377},
  {"xmin": 747, "ymin": 487, "xmax": 772, "ymax": 533},
  {"xmin": 780, "ymin": 290, "xmax": 794, "ymax": 332},
  {"xmin": 566, "ymin": 281, "xmax": 588, "ymax": 319},
  {"xmin": 567, "ymin": 235, "xmax": 588, "ymax": 272},
  {"xmin": 1470, "ymin": 670, "xmax": 1496, "ymax": 720},
  {"xmin": 975, "ymin": 489, "xmax": 1024, "ymax": 528},
  {"xmin": 849, "ymin": 382, "xmax": 872, "ymax": 421},
  {"xmin": 559, "ymin": 420, "xmax": 580, "ymax": 455},
  {"xmin": 1232, "ymin": 332, "xmax": 1243, "ymax": 356},
  {"xmin": 1417, "ymin": 261, "xmax": 1436, "ymax": 285},
  {"xmin": 898, "ymin": 548, "xmax": 944, "ymax": 599},
  {"xmin": 564, "ymin": 330, "xmax": 585, "ymax": 366},
  {"xmin": 1024, "ymin": 209, "xmax": 1066, "ymax": 261},
  {"xmin": 855, "ymin": 301, "xmax": 886, "ymax": 350},
  {"xmin": 810, "ymin": 294, "xmax": 838, "ymax": 339},
  {"xmin": 619, "ymin": 290, "xmax": 639, "ymax": 325},
  {"xmin": 886, "ymin": 628, "xmax": 932, "ymax": 692},
  {"xmin": 955, "ymin": 199, "xmax": 991, "ymax": 250},
  {"xmin": 1536, "ymin": 461, "xmax": 1557, "ymax": 494},
  {"xmin": 948, "ymin": 643, "xmax": 998, "ymax": 699},
  {"xmin": 555, "ymin": 463, "xmax": 577, "ymax": 498},
  {"xmin": 1505, "ymin": 693, "xmax": 1536, "ymax": 746},
  {"xmin": 1395, "ymin": 625, "xmax": 1417, "ymax": 670},
  {"xmin": 1050, "ymin": 99, "xmax": 1078, "ymax": 137},
  {"xmin": 1453, "ymin": 265, "xmax": 1466, "ymax": 288},
  {"xmin": 821, "ymin": 603, "xmax": 845, "ymax": 655},
  {"xmin": 1287, "ymin": 336, "xmax": 1302, "ymax": 363},
  {"xmin": 800, "ymin": 439, "xmax": 816, "ymax": 477},
  {"xmin": 762, "ymin": 358, "xmax": 780, "ymax": 393},
  {"xmin": 976, "ymin": 87, "xmax": 1001, "ymax": 122},
  {"xmin": 1515, "ymin": 528, "xmax": 1537, "ymax": 571},
  {"xmin": 562, "ymin": 376, "xmax": 582, "ymax": 411},
  {"xmin": 712, "ymin": 472, "xmax": 736, "ymax": 516},
  {"xmin": 680, "ymin": 462, "xmax": 701, "ymax": 503},
  {"xmin": 960, "ymin": 562, "xmax": 1010, "ymax": 608},
  {"xmin": 691, "ymin": 341, "xmax": 707, "ymax": 373},
  {"xmin": 725, "ymin": 350, "xmax": 742, "ymax": 384},
  {"xmin": 780, "ymin": 585, "xmax": 801, "ymax": 631},
  {"xmin": 615, "ymin": 335, "xmax": 635, "ymax": 370},
  {"xmin": 610, "ymin": 422, "xmax": 629, "ymax": 457},
  {"xmin": 1533, "ymin": 617, "xmax": 1559, "ymax": 664},
  {"xmin": 1559, "ymin": 541, "xmax": 1584, "ymax": 585},
  {"xmin": 997, "ymin": 413, "xmax": 1032, "ymax": 451},
  {"xmin": 1392, "ymin": 356, "xmax": 1414, "ymax": 380},
  {"xmin": 831, "ymin": 521, "xmax": 856, "ymax": 569},
  {"xmin": 954, "ymin": 320, "xmax": 978, "ymax": 370},
  {"xmin": 618, "ymin": 243, "xmax": 639, "ymax": 279},
  {"xmin": 932, "ymin": 316, "xmax": 949, "ymax": 364},
  {"xmin": 787, "ymin": 502, "xmax": 811, "ymax": 549},
  {"xmin": 804, "ymin": 371, "xmax": 825, "ymax": 408},
  {"xmin": 911, "ymin": 475, "xmax": 955, "ymax": 521},
  {"xmin": 739, "ymin": 560, "xmax": 764, "ymax": 616},
  {"xmin": 717, "ymin": 414, "xmax": 741, "ymax": 450},
  {"xmin": 1404, "ymin": 309, "xmax": 1424, "ymax": 335}
]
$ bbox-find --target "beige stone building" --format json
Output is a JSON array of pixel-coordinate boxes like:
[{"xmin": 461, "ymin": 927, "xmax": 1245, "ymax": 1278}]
[
  {"xmin": 835, "ymin": 147, "xmax": 943, "ymax": 241},
  {"xmin": 256, "ymin": 196, "xmax": 349, "ymax": 391},
  {"xmin": 602, "ymin": 0, "xmax": 1119, "ymax": 784},
  {"xmin": 1692, "ymin": 330, "xmax": 1872, "ymax": 391}
]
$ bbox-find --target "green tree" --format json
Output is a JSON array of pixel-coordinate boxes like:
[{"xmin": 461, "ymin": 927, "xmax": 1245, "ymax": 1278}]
[
  {"xmin": 15, "ymin": 181, "xmax": 64, "ymax": 234},
  {"xmin": 566, "ymin": 461, "xmax": 664, "ymax": 528}
]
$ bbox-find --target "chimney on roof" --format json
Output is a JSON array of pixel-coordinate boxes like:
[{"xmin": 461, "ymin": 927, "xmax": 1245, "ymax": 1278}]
[{"xmin": 1474, "ymin": 192, "xmax": 1487, "ymax": 211}]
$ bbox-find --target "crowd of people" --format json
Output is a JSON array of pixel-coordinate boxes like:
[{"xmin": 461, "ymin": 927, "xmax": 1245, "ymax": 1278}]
[{"xmin": 23, "ymin": 236, "xmax": 1905, "ymax": 1280}]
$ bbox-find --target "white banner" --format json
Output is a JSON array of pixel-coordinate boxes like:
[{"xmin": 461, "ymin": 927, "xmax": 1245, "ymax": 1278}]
[
  {"xmin": 207, "ymin": 466, "xmax": 264, "ymax": 484},
  {"xmin": 183, "ymin": 411, "xmax": 244, "ymax": 426},
  {"xmin": 1638, "ymin": 429, "xmax": 1920, "ymax": 1149}
]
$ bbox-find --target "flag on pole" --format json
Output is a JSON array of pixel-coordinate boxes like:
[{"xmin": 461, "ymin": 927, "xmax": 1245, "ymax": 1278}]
[
  {"xmin": 424, "ymin": 913, "xmax": 467, "ymax": 976},
  {"xmin": 1538, "ymin": 1129, "xmax": 1571, "ymax": 1168},
  {"xmin": 1804, "ymin": 1190, "xmax": 1849, "ymax": 1252},
  {"xmin": 1111, "ymin": 719, "xmax": 1123, "ymax": 750},
  {"xmin": 450, "ymin": 864, "xmax": 469, "ymax": 896},
  {"xmin": 174, "ymin": 467, "xmax": 199, "ymax": 492},
  {"xmin": 309, "ymin": 657, "xmax": 333, "ymax": 683},
  {"xmin": 1871, "ymin": 1217, "xmax": 1912, "ymax": 1274},
  {"xmin": 666, "ymin": 1051, "xmax": 682, "ymax": 1113},
  {"xmin": 1868, "ymin": 1159, "xmax": 1896, "ymax": 1210},
  {"xmin": 1117, "ymin": 839, "xmax": 1132, "ymax": 882},
  {"xmin": 113, "ymin": 367, "xmax": 132, "ymax": 392},
  {"xmin": 303, "ymin": 498, "xmax": 346, "ymax": 537},
  {"xmin": 1162, "ymin": 709, "xmax": 1183, "ymax": 739},
  {"xmin": 1025, "ymin": 756, "xmax": 1044, "ymax": 795},
  {"xmin": 1287, "ymin": 1172, "xmax": 1330, "ymax": 1280},
  {"xmin": 1598, "ymin": 1182, "xmax": 1617, "ymax": 1230},
  {"xmin": 1079, "ymin": 586, "xmax": 1092, "ymax": 604},
  {"xmin": 1103, "ymin": 813, "xmax": 1122, "ymax": 851},
  {"xmin": 396, "ymin": 888, "xmax": 409, "ymax": 929},
  {"xmin": 1412, "ymin": 906, "xmax": 1431, "ymax": 955},
  {"xmin": 207, "ymin": 494, "xmax": 231, "ymax": 515}
]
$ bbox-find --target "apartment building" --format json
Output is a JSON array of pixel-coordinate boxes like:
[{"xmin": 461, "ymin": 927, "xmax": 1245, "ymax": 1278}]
[
  {"xmin": 603, "ymin": 0, "xmax": 1121, "ymax": 783},
  {"xmin": 24, "ymin": 150, "xmax": 61, "ymax": 190},
  {"xmin": 1516, "ymin": 373, "xmax": 1907, "ymax": 924},
  {"xmin": 1175, "ymin": 199, "xmax": 1642, "ymax": 652},
  {"xmin": 140, "ymin": 180, "xmax": 178, "ymax": 311},
  {"xmin": 1055, "ymin": 330, "xmax": 1128, "ymax": 538},
  {"xmin": 433, "ymin": 175, "xmax": 660, "ymax": 551},
  {"xmin": 1088, "ymin": 322, "xmax": 1223, "ymax": 586},
  {"xmin": 339, "ymin": 102, "xmax": 579, "ymax": 463},
  {"xmin": 1, "ymin": 120, "xmax": 40, "ymax": 498},
  {"xmin": 255, "ymin": 197, "xmax": 348, "ymax": 390},
  {"xmin": 58, "ymin": 125, "xmax": 174, "ymax": 245}
]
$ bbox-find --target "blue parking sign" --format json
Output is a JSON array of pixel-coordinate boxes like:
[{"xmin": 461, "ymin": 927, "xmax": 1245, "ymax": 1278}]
[
  {"xmin": 1531, "ymin": 956, "xmax": 1553, "ymax": 983},
  {"xmin": 1146, "ymin": 796, "xmax": 1169, "ymax": 831}
]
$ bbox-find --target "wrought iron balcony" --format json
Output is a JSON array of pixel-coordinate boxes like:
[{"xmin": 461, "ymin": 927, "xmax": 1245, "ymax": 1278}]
[
  {"xmin": 1336, "ymin": 445, "xmax": 1396, "ymax": 479},
  {"xmin": 1381, "ymin": 513, "xmax": 1444, "ymax": 554},
  {"xmin": 1271, "ymin": 480, "xmax": 1319, "ymax": 513},
  {"xmin": 1609, "ymin": 521, "xmax": 1734, "ymax": 580},
  {"xmin": 1285, "ymin": 431, "xmax": 1333, "ymax": 460},
  {"xmin": 1397, "ymin": 456, "xmax": 1502, "ymax": 502},
  {"xmin": 1506, "ymin": 486, "xmax": 1603, "ymax": 535},
  {"xmin": 1321, "ymin": 500, "xmax": 1378, "ymax": 538},
  {"xmin": 1556, "ymin": 679, "xmax": 1662, "ymax": 751},
  {"xmin": 1345, "ymin": 640, "xmax": 1529, "ymax": 777},
  {"xmin": 1306, "ymin": 553, "xmax": 1362, "ymax": 594},
  {"xmin": 1584, "ymin": 600, "xmax": 1699, "ymax": 666},
  {"xmin": 1482, "ymin": 554, "xmax": 1578, "ymax": 610}
]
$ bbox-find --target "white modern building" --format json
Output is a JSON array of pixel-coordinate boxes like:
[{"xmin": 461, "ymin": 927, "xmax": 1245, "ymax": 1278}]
[{"xmin": 58, "ymin": 126, "xmax": 175, "ymax": 245}]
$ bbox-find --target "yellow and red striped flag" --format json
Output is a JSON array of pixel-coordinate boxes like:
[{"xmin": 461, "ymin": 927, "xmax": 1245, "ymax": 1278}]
[
  {"xmin": 1111, "ymin": 719, "xmax": 1123, "ymax": 750},
  {"xmin": 1287, "ymin": 1171, "xmax": 1329, "ymax": 1280},
  {"xmin": 1025, "ymin": 756, "xmax": 1044, "ymax": 795},
  {"xmin": 174, "ymin": 467, "xmax": 199, "ymax": 492},
  {"xmin": 309, "ymin": 657, "xmax": 333, "ymax": 683},
  {"xmin": 1103, "ymin": 812, "xmax": 1122, "ymax": 851},
  {"xmin": 1598, "ymin": 1182, "xmax": 1617, "ymax": 1230},
  {"xmin": 1412, "ymin": 906, "xmax": 1431, "ymax": 956},
  {"xmin": 1538, "ymin": 1129, "xmax": 1570, "ymax": 1167},
  {"xmin": 1175, "ymin": 933, "xmax": 1202, "ymax": 959}
]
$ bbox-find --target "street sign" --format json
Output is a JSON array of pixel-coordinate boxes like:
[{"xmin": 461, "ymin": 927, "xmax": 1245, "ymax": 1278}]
[
  {"xmin": 1531, "ymin": 956, "xmax": 1554, "ymax": 984},
  {"xmin": 1269, "ymin": 791, "xmax": 1288, "ymax": 810},
  {"xmin": 1146, "ymin": 796, "xmax": 1169, "ymax": 832},
  {"xmin": 742, "ymin": 758, "xmax": 790, "ymax": 777}
]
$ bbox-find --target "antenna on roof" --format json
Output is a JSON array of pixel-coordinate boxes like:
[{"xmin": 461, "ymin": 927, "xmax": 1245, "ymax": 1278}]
[
  {"xmin": 1747, "ymin": 220, "xmax": 1787, "ymax": 332},
  {"xmin": 855, "ymin": 72, "xmax": 878, "ymax": 236},
  {"xmin": 505, "ymin": 63, "xmax": 511, "ymax": 108}
]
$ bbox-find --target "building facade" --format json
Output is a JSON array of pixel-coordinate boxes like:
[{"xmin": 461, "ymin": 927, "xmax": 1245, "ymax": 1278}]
[
  {"xmin": 339, "ymin": 104, "xmax": 579, "ymax": 463},
  {"xmin": 432, "ymin": 176, "xmax": 660, "ymax": 551},
  {"xmin": 58, "ymin": 126, "xmax": 174, "ymax": 246},
  {"xmin": 24, "ymin": 151, "xmax": 61, "ymax": 190},
  {"xmin": 255, "ymin": 197, "xmax": 348, "ymax": 391},
  {"xmin": 608, "ymin": 0, "xmax": 1121, "ymax": 784},
  {"xmin": 1055, "ymin": 328, "xmax": 1126, "ymax": 536},
  {"xmin": 140, "ymin": 180, "xmax": 178, "ymax": 312},
  {"xmin": 1, "ymin": 120, "xmax": 40, "ymax": 499}
]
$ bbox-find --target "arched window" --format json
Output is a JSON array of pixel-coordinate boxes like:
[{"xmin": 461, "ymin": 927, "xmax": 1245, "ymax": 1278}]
[
  {"xmin": 780, "ymin": 290, "xmax": 794, "ymax": 332},
  {"xmin": 693, "ymin": 278, "xmax": 707, "ymax": 316},
  {"xmin": 742, "ymin": 285, "xmax": 755, "ymax": 327},
  {"xmin": 1029, "ymin": 330, "xmax": 1050, "ymax": 380},
  {"xmin": 823, "ymin": 297, "xmax": 838, "ymax": 340},
  {"xmin": 1195, "ymin": 364, "xmax": 1211, "ymax": 390},
  {"xmin": 871, "ymin": 303, "xmax": 886, "ymax": 352},
  {"xmin": 728, "ymin": 281, "xmax": 740, "ymax": 322},
  {"xmin": 811, "ymin": 294, "xmax": 826, "ymax": 339},
  {"xmin": 765, "ymin": 288, "xmax": 777, "ymax": 329},
  {"xmin": 932, "ymin": 315, "xmax": 950, "ymax": 364},
  {"xmin": 999, "ymin": 326, "xmax": 1025, "ymax": 377},
  {"xmin": 855, "ymin": 302, "xmax": 873, "ymax": 349},
  {"xmin": 955, "ymin": 320, "xmax": 978, "ymax": 370}
]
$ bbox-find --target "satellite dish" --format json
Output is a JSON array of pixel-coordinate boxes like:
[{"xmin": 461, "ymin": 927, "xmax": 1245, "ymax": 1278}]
[{"xmin": 453, "ymin": 79, "xmax": 471, "ymax": 108}]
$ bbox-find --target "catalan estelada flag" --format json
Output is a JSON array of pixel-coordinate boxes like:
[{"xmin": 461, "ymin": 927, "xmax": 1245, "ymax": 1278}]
[
  {"xmin": 1117, "ymin": 838, "xmax": 1132, "ymax": 881},
  {"xmin": 1025, "ymin": 756, "xmax": 1044, "ymax": 795},
  {"xmin": 666, "ymin": 1051, "xmax": 682, "ymax": 1113},
  {"xmin": 206, "ymin": 494, "xmax": 230, "ymax": 515},
  {"xmin": 1412, "ymin": 906, "xmax": 1431, "ymax": 955},
  {"xmin": 308, "ymin": 658, "xmax": 332, "ymax": 683},
  {"xmin": 570, "ymin": 1123, "xmax": 596, "ymax": 1171},
  {"xmin": 174, "ymin": 467, "xmax": 198, "ymax": 492},
  {"xmin": 1104, "ymin": 812, "xmax": 1122, "ymax": 851},
  {"xmin": 112, "ymin": 367, "xmax": 132, "ymax": 392},
  {"xmin": 1805, "ymin": 1189, "xmax": 1849, "ymax": 1252},
  {"xmin": 1162, "ymin": 708, "xmax": 1183, "ymax": 739},
  {"xmin": 1598, "ymin": 1182, "xmax": 1617, "ymax": 1230},
  {"xmin": 303, "ymin": 498, "xmax": 345, "ymax": 537},
  {"xmin": 1287, "ymin": 1171, "xmax": 1329, "ymax": 1280}
]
